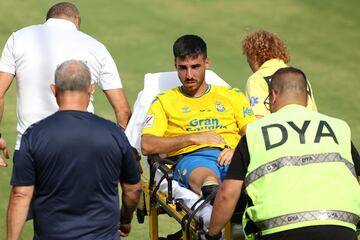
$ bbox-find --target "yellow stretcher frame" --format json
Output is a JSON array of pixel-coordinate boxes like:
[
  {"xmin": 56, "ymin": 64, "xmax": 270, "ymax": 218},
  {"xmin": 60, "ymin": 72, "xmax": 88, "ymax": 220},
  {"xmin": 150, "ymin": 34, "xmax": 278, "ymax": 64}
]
[{"xmin": 138, "ymin": 171, "xmax": 232, "ymax": 240}]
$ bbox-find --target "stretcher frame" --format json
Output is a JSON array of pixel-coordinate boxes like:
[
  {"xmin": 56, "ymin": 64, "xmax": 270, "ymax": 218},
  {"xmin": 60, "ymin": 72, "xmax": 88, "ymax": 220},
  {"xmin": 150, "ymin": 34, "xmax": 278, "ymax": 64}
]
[{"xmin": 137, "ymin": 156, "xmax": 232, "ymax": 240}]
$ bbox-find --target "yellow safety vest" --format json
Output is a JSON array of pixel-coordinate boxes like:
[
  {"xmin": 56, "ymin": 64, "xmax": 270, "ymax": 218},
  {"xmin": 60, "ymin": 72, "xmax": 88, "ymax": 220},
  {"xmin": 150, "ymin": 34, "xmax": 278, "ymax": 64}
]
[{"xmin": 244, "ymin": 104, "xmax": 360, "ymax": 237}]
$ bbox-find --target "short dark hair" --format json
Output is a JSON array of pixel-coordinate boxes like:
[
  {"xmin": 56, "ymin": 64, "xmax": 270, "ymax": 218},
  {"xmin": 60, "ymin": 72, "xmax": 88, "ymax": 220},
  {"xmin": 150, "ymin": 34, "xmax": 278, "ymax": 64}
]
[
  {"xmin": 173, "ymin": 35, "xmax": 207, "ymax": 59},
  {"xmin": 271, "ymin": 67, "xmax": 308, "ymax": 100},
  {"xmin": 46, "ymin": 2, "xmax": 80, "ymax": 20},
  {"xmin": 55, "ymin": 60, "xmax": 91, "ymax": 92}
]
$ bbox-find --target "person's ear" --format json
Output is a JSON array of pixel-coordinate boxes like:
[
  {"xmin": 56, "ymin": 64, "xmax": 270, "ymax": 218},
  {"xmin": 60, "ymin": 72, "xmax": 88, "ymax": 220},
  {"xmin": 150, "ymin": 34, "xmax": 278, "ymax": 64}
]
[
  {"xmin": 174, "ymin": 58, "xmax": 178, "ymax": 70},
  {"xmin": 88, "ymin": 84, "xmax": 95, "ymax": 96},
  {"xmin": 270, "ymin": 89, "xmax": 281, "ymax": 113},
  {"xmin": 205, "ymin": 57, "xmax": 210, "ymax": 69},
  {"xmin": 271, "ymin": 89, "xmax": 278, "ymax": 104},
  {"xmin": 73, "ymin": 16, "xmax": 81, "ymax": 30},
  {"xmin": 50, "ymin": 84, "xmax": 56, "ymax": 97}
]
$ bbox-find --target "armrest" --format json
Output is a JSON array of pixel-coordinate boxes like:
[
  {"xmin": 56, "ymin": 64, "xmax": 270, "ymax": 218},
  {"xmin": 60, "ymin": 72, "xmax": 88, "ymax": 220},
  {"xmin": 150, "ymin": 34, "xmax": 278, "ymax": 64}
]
[{"xmin": 148, "ymin": 154, "xmax": 177, "ymax": 204}]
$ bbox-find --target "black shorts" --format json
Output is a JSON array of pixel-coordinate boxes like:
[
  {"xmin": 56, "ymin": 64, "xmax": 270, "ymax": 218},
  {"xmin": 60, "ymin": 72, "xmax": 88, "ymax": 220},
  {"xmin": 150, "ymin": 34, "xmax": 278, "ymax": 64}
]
[{"xmin": 260, "ymin": 225, "xmax": 357, "ymax": 240}]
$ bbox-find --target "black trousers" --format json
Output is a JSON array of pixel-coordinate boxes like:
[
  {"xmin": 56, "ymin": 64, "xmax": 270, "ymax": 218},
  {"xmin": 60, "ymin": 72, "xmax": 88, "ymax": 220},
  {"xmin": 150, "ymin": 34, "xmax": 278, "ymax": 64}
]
[{"xmin": 260, "ymin": 225, "xmax": 357, "ymax": 240}]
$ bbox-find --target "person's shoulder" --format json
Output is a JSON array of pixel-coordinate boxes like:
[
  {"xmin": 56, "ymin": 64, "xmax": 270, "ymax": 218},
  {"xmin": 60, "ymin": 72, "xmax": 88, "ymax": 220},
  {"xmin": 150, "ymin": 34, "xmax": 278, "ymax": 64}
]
[
  {"xmin": 155, "ymin": 87, "xmax": 180, "ymax": 100},
  {"xmin": 213, "ymin": 85, "xmax": 242, "ymax": 93},
  {"xmin": 247, "ymin": 70, "xmax": 267, "ymax": 85},
  {"xmin": 91, "ymin": 114, "xmax": 119, "ymax": 128},
  {"xmin": 75, "ymin": 30, "xmax": 107, "ymax": 49},
  {"xmin": 12, "ymin": 24, "xmax": 43, "ymax": 38},
  {"xmin": 315, "ymin": 111, "xmax": 350, "ymax": 128},
  {"xmin": 212, "ymin": 85, "xmax": 246, "ymax": 98},
  {"xmin": 22, "ymin": 112, "xmax": 58, "ymax": 138}
]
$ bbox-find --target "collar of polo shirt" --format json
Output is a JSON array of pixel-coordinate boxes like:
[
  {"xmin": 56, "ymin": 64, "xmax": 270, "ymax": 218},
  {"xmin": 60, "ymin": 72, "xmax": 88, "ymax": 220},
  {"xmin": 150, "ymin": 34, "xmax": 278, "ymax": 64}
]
[{"xmin": 45, "ymin": 18, "xmax": 77, "ymax": 30}]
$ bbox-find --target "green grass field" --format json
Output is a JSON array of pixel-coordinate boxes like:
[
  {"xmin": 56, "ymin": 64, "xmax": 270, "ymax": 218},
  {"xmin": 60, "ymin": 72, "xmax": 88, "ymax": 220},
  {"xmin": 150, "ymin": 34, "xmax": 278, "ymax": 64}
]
[{"xmin": 0, "ymin": 0, "xmax": 359, "ymax": 239}]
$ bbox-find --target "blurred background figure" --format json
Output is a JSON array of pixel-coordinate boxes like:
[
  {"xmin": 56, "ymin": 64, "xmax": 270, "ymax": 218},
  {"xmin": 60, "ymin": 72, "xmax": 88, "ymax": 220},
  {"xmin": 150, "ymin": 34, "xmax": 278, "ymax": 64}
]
[{"xmin": 242, "ymin": 30, "xmax": 317, "ymax": 118}]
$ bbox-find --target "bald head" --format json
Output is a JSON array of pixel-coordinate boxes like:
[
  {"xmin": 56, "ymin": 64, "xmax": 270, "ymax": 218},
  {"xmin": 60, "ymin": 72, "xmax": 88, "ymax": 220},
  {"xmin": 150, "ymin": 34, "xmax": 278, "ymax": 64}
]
[
  {"xmin": 55, "ymin": 60, "xmax": 91, "ymax": 93},
  {"xmin": 269, "ymin": 67, "xmax": 308, "ymax": 112}
]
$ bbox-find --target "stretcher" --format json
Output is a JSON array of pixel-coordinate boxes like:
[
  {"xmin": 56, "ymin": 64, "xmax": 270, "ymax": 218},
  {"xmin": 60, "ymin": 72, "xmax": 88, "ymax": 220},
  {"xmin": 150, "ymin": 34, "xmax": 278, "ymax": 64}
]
[{"xmin": 125, "ymin": 70, "xmax": 233, "ymax": 239}]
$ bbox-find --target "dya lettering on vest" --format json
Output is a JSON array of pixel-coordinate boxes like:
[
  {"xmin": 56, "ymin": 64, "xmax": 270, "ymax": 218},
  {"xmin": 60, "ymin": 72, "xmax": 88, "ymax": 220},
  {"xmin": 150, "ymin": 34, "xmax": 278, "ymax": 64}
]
[{"xmin": 262, "ymin": 120, "xmax": 339, "ymax": 150}]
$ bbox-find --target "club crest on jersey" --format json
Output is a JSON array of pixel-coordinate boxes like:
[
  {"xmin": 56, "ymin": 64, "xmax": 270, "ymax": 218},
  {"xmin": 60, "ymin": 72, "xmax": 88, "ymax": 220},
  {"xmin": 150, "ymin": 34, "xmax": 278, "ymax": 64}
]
[
  {"xmin": 144, "ymin": 114, "xmax": 155, "ymax": 128},
  {"xmin": 182, "ymin": 106, "xmax": 191, "ymax": 113},
  {"xmin": 215, "ymin": 101, "xmax": 225, "ymax": 112}
]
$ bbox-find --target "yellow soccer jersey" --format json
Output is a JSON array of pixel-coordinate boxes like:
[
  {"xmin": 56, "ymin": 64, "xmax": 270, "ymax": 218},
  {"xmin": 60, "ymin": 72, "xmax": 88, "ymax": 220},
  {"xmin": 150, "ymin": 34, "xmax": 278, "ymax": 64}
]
[
  {"xmin": 142, "ymin": 85, "xmax": 256, "ymax": 157},
  {"xmin": 246, "ymin": 59, "xmax": 317, "ymax": 117}
]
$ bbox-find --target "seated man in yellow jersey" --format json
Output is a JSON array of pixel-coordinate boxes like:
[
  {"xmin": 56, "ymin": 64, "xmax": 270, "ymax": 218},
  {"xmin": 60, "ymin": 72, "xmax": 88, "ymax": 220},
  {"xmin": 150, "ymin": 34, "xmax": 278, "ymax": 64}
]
[
  {"xmin": 141, "ymin": 35, "xmax": 256, "ymax": 198},
  {"xmin": 242, "ymin": 30, "xmax": 317, "ymax": 118}
]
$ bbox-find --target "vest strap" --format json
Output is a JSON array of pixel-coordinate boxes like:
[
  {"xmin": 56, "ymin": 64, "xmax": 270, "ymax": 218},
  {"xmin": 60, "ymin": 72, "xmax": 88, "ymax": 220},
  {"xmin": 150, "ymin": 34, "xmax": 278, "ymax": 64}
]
[
  {"xmin": 255, "ymin": 210, "xmax": 359, "ymax": 230},
  {"xmin": 245, "ymin": 152, "xmax": 356, "ymax": 187}
]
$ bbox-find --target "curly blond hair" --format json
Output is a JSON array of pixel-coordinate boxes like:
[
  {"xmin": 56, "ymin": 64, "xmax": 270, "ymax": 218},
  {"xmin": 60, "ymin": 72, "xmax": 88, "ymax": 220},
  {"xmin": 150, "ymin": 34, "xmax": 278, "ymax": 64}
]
[{"xmin": 242, "ymin": 30, "xmax": 290, "ymax": 66}]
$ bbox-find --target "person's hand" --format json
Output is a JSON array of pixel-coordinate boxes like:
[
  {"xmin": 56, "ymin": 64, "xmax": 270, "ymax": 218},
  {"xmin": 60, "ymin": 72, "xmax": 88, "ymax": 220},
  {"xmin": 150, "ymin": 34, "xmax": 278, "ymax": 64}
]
[
  {"xmin": 0, "ymin": 137, "xmax": 9, "ymax": 167},
  {"xmin": 217, "ymin": 147, "xmax": 234, "ymax": 166},
  {"xmin": 192, "ymin": 132, "xmax": 226, "ymax": 145},
  {"xmin": 118, "ymin": 223, "xmax": 131, "ymax": 237}
]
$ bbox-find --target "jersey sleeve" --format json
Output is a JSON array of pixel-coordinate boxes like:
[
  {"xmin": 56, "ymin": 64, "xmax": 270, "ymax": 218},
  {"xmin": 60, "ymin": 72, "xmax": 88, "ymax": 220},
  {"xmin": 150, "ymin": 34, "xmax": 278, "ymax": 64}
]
[
  {"xmin": 10, "ymin": 133, "xmax": 36, "ymax": 186},
  {"xmin": 245, "ymin": 74, "xmax": 269, "ymax": 117},
  {"xmin": 141, "ymin": 96, "xmax": 168, "ymax": 136},
  {"xmin": 234, "ymin": 91, "xmax": 256, "ymax": 130},
  {"xmin": 97, "ymin": 47, "xmax": 122, "ymax": 90},
  {"xmin": 0, "ymin": 33, "xmax": 16, "ymax": 74}
]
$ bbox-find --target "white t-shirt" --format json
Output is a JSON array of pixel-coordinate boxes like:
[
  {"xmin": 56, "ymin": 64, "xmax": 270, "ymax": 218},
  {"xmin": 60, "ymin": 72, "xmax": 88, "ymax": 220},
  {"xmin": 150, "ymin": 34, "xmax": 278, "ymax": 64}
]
[{"xmin": 0, "ymin": 18, "xmax": 123, "ymax": 149}]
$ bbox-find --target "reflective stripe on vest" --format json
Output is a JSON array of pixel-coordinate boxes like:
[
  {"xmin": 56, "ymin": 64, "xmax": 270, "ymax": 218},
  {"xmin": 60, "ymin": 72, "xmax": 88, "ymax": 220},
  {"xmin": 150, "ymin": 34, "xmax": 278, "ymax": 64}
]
[
  {"xmin": 245, "ymin": 152, "xmax": 356, "ymax": 187},
  {"xmin": 255, "ymin": 210, "xmax": 359, "ymax": 230}
]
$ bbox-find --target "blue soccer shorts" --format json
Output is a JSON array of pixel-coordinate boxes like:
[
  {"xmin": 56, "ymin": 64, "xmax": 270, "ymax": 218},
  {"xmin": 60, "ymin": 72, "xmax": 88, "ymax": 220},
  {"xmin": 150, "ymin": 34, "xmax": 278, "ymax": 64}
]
[{"xmin": 173, "ymin": 149, "xmax": 228, "ymax": 188}]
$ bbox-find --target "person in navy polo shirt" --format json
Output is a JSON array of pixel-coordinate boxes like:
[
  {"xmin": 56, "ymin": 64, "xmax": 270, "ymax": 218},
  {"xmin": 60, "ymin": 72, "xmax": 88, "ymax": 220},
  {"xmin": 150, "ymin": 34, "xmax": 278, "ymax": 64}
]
[{"xmin": 7, "ymin": 60, "xmax": 141, "ymax": 240}]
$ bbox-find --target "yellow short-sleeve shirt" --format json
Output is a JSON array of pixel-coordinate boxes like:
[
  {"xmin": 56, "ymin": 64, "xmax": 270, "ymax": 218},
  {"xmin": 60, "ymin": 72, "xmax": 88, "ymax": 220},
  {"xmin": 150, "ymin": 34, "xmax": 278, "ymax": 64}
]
[
  {"xmin": 246, "ymin": 59, "xmax": 317, "ymax": 117},
  {"xmin": 142, "ymin": 85, "xmax": 256, "ymax": 156}
]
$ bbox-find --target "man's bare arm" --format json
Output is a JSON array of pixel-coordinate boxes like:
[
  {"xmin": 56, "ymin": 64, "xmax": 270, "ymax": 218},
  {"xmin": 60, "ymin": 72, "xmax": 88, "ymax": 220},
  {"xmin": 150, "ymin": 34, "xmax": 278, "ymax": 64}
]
[
  {"xmin": 239, "ymin": 125, "xmax": 248, "ymax": 137},
  {"xmin": 141, "ymin": 132, "xmax": 226, "ymax": 156},
  {"xmin": 103, "ymin": 88, "xmax": 131, "ymax": 129},
  {"xmin": 119, "ymin": 181, "xmax": 142, "ymax": 237},
  {"xmin": 208, "ymin": 179, "xmax": 243, "ymax": 237},
  {"xmin": 7, "ymin": 185, "xmax": 34, "ymax": 240},
  {"xmin": 0, "ymin": 72, "xmax": 14, "ymax": 167}
]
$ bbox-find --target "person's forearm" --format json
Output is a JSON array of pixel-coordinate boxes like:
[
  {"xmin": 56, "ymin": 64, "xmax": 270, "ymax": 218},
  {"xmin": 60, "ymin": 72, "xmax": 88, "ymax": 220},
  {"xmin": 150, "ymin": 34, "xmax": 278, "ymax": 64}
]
[
  {"xmin": 208, "ymin": 180, "xmax": 242, "ymax": 236},
  {"xmin": 7, "ymin": 187, "xmax": 33, "ymax": 240},
  {"xmin": 0, "ymin": 96, "xmax": 5, "ymax": 126},
  {"xmin": 0, "ymin": 72, "xmax": 15, "ymax": 126},
  {"xmin": 103, "ymin": 88, "xmax": 131, "ymax": 129},
  {"xmin": 115, "ymin": 108, "xmax": 131, "ymax": 129},
  {"xmin": 141, "ymin": 131, "xmax": 226, "ymax": 156},
  {"xmin": 120, "ymin": 182, "xmax": 142, "ymax": 223},
  {"xmin": 208, "ymin": 194, "xmax": 237, "ymax": 236},
  {"xmin": 141, "ymin": 134, "xmax": 194, "ymax": 156}
]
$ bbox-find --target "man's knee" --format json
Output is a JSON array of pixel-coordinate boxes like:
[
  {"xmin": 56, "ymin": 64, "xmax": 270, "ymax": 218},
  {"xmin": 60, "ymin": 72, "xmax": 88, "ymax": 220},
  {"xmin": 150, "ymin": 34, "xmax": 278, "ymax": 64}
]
[
  {"xmin": 188, "ymin": 167, "xmax": 220, "ymax": 195},
  {"xmin": 189, "ymin": 167, "xmax": 219, "ymax": 185}
]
